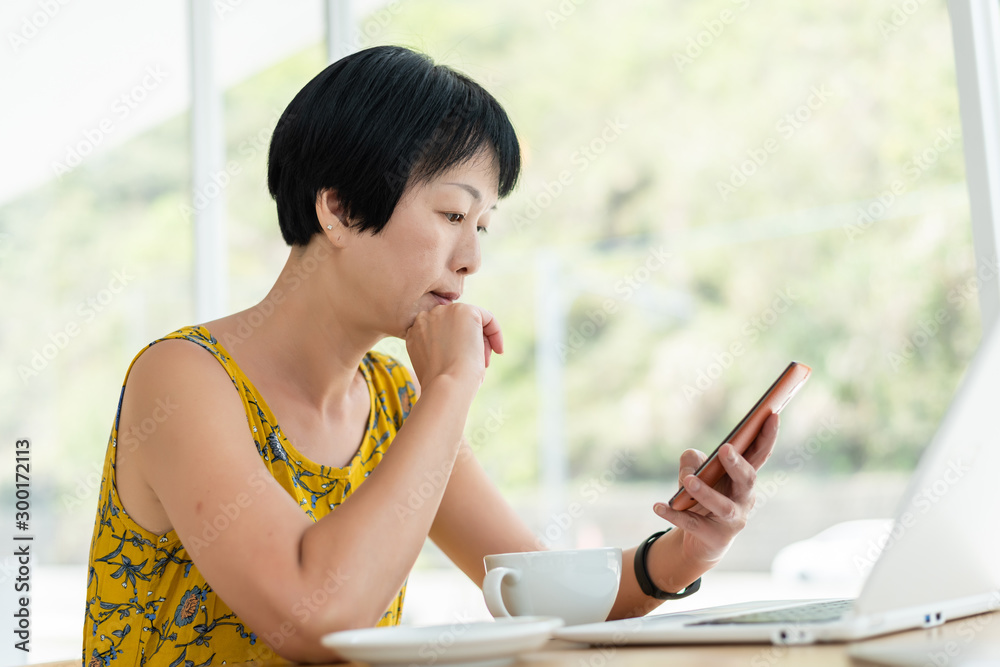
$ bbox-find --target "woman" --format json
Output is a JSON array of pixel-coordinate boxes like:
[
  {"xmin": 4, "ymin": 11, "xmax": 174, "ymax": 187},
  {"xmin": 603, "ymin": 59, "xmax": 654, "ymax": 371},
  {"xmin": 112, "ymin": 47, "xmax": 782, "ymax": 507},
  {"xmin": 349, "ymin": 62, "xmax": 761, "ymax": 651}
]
[{"xmin": 83, "ymin": 45, "xmax": 779, "ymax": 665}]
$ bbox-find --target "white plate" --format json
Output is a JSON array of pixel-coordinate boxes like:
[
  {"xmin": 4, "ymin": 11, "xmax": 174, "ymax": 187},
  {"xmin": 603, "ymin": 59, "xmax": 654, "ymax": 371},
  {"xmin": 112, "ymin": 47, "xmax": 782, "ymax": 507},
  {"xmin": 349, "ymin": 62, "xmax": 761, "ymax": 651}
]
[{"xmin": 321, "ymin": 615, "xmax": 564, "ymax": 667}]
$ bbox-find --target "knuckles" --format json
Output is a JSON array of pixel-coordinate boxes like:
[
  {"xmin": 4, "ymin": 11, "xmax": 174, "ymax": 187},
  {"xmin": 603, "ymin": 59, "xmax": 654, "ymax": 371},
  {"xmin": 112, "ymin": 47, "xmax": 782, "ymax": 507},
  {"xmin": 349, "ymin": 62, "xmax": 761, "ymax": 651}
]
[{"xmin": 414, "ymin": 302, "xmax": 480, "ymax": 327}]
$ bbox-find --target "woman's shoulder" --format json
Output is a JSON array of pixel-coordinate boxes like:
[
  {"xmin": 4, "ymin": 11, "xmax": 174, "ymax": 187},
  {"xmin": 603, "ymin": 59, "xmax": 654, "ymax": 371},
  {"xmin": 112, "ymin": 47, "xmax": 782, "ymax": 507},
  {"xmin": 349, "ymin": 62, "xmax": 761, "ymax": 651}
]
[
  {"xmin": 124, "ymin": 325, "xmax": 238, "ymax": 394},
  {"xmin": 153, "ymin": 324, "xmax": 231, "ymax": 360}
]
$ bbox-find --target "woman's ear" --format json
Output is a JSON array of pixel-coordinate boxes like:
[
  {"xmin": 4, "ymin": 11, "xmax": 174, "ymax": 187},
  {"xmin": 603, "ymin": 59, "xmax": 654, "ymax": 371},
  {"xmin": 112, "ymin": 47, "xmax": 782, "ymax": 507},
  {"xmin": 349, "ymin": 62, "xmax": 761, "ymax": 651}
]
[{"xmin": 315, "ymin": 188, "xmax": 351, "ymax": 248}]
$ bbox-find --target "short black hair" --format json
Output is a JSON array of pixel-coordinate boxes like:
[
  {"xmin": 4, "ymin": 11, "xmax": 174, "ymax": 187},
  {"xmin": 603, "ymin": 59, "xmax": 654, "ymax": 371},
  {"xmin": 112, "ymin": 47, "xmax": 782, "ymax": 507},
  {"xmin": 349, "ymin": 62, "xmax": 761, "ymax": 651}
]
[{"xmin": 267, "ymin": 45, "xmax": 521, "ymax": 245}]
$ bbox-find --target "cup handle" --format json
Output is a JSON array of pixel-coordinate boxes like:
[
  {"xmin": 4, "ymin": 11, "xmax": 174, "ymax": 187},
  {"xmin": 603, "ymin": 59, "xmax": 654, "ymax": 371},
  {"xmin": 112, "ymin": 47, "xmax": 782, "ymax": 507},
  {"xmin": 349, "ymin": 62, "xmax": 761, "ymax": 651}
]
[{"xmin": 483, "ymin": 566, "xmax": 520, "ymax": 618}]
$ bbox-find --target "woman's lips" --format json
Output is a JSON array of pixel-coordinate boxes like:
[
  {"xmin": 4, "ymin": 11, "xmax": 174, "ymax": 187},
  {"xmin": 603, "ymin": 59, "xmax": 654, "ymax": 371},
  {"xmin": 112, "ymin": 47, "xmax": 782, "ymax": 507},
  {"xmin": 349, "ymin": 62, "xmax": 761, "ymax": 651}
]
[{"xmin": 431, "ymin": 292, "xmax": 459, "ymax": 306}]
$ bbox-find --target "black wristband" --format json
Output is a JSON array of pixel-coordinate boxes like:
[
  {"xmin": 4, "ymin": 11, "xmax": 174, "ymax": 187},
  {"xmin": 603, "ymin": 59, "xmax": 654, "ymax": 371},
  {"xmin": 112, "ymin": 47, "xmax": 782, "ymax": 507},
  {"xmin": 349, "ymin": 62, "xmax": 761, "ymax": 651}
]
[{"xmin": 634, "ymin": 528, "xmax": 702, "ymax": 600}]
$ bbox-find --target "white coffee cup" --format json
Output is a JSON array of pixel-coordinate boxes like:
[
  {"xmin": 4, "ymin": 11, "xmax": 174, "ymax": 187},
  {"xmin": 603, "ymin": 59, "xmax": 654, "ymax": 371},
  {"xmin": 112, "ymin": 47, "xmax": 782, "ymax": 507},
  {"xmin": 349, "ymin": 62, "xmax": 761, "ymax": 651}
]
[{"xmin": 482, "ymin": 548, "xmax": 622, "ymax": 626}]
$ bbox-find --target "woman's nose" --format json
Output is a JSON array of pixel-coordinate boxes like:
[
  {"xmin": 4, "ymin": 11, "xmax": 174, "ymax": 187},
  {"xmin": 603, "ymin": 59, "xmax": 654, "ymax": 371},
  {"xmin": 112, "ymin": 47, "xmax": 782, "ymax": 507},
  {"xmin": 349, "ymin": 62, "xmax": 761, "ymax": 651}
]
[{"xmin": 453, "ymin": 225, "xmax": 482, "ymax": 275}]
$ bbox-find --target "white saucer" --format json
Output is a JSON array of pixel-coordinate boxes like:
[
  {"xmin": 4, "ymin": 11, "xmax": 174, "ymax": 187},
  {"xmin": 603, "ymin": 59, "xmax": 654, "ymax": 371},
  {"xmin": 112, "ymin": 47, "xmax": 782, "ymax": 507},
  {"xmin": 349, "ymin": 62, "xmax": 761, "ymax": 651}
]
[{"xmin": 320, "ymin": 615, "xmax": 564, "ymax": 667}]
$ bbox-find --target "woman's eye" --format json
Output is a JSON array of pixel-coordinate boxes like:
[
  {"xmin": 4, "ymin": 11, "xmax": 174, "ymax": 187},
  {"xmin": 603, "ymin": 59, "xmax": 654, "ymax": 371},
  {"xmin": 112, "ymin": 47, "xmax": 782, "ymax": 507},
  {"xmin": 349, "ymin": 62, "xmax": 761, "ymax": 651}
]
[
  {"xmin": 477, "ymin": 226, "xmax": 489, "ymax": 235},
  {"xmin": 445, "ymin": 213, "xmax": 465, "ymax": 223}
]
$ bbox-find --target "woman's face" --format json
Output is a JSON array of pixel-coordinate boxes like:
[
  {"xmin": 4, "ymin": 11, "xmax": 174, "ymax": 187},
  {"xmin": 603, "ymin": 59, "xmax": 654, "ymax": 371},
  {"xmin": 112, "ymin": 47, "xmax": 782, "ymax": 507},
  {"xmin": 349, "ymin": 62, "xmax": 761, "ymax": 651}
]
[{"xmin": 337, "ymin": 151, "xmax": 500, "ymax": 338}]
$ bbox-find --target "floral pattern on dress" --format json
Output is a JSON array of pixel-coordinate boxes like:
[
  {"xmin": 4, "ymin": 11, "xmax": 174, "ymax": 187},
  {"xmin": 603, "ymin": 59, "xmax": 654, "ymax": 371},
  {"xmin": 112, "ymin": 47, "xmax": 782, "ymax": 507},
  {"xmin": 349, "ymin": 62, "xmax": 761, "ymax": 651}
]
[{"xmin": 83, "ymin": 326, "xmax": 415, "ymax": 665}]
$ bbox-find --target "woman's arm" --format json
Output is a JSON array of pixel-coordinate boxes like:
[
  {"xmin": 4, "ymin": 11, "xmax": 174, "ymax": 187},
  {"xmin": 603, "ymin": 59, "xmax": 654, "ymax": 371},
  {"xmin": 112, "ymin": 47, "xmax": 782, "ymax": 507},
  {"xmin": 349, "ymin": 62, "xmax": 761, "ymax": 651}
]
[
  {"xmin": 129, "ymin": 307, "xmax": 491, "ymax": 662},
  {"xmin": 428, "ymin": 437, "xmax": 543, "ymax": 587},
  {"xmin": 425, "ymin": 413, "xmax": 779, "ymax": 622},
  {"xmin": 427, "ymin": 450, "xmax": 703, "ymax": 619}
]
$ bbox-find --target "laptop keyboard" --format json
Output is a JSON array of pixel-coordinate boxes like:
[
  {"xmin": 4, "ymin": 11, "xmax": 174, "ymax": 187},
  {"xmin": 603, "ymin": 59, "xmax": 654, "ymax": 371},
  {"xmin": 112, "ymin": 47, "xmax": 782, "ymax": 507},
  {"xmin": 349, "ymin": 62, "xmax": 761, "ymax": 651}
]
[{"xmin": 691, "ymin": 599, "xmax": 853, "ymax": 625}]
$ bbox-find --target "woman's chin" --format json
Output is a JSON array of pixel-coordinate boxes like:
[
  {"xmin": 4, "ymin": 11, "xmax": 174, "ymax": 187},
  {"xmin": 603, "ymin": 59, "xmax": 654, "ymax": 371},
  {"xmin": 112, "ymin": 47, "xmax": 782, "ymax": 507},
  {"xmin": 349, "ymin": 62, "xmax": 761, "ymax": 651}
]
[{"xmin": 393, "ymin": 300, "xmax": 440, "ymax": 340}]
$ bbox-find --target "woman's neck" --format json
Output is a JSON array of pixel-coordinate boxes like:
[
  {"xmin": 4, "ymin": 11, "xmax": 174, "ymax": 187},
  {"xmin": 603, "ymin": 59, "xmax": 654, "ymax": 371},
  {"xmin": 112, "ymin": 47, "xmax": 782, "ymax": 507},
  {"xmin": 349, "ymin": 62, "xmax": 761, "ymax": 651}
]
[{"xmin": 205, "ymin": 240, "xmax": 382, "ymax": 413}]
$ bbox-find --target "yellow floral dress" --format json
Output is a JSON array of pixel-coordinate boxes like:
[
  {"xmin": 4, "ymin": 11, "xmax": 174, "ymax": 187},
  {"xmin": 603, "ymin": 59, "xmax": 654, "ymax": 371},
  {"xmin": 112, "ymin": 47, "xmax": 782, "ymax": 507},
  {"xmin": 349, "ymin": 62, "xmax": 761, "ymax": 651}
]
[{"xmin": 83, "ymin": 325, "xmax": 415, "ymax": 665}]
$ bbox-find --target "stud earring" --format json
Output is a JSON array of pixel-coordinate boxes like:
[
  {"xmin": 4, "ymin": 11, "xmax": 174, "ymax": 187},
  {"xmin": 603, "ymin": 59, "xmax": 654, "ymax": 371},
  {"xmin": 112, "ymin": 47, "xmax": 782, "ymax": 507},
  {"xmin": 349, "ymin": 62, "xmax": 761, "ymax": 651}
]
[{"xmin": 327, "ymin": 225, "xmax": 333, "ymax": 230}]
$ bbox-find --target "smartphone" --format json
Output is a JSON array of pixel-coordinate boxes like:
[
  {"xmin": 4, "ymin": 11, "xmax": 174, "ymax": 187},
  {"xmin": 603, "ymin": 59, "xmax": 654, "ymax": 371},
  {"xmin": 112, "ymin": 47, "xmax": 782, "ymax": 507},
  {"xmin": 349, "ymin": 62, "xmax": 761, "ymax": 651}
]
[{"xmin": 668, "ymin": 361, "xmax": 812, "ymax": 511}]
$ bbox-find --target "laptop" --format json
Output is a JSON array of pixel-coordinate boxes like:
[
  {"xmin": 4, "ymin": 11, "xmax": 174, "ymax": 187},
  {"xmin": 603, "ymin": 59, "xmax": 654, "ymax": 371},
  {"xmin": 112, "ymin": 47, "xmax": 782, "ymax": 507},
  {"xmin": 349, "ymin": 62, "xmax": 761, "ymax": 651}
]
[{"xmin": 554, "ymin": 322, "xmax": 1000, "ymax": 646}]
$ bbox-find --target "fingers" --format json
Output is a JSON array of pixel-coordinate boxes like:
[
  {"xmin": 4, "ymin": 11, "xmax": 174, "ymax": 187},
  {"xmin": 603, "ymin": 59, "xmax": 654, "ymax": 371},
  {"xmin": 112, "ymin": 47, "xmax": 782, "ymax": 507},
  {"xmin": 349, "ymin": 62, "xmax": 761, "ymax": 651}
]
[
  {"xmin": 678, "ymin": 448, "xmax": 707, "ymax": 486},
  {"xmin": 406, "ymin": 303, "xmax": 501, "ymax": 385},
  {"xmin": 744, "ymin": 413, "xmax": 780, "ymax": 470},
  {"xmin": 477, "ymin": 307, "xmax": 504, "ymax": 355},
  {"xmin": 718, "ymin": 443, "xmax": 756, "ymax": 506},
  {"xmin": 653, "ymin": 499, "xmax": 704, "ymax": 534},
  {"xmin": 665, "ymin": 444, "xmax": 754, "ymax": 524},
  {"xmin": 652, "ymin": 417, "xmax": 778, "ymax": 564},
  {"xmin": 681, "ymin": 473, "xmax": 740, "ymax": 522},
  {"xmin": 652, "ymin": 496, "xmax": 738, "ymax": 565},
  {"xmin": 470, "ymin": 307, "xmax": 502, "ymax": 369}
]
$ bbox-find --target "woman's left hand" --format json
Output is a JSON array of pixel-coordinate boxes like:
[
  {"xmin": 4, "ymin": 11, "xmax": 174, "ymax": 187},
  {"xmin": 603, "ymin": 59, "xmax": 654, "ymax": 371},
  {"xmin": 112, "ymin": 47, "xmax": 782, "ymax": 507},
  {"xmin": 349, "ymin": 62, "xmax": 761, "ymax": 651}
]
[{"xmin": 652, "ymin": 413, "xmax": 780, "ymax": 566}]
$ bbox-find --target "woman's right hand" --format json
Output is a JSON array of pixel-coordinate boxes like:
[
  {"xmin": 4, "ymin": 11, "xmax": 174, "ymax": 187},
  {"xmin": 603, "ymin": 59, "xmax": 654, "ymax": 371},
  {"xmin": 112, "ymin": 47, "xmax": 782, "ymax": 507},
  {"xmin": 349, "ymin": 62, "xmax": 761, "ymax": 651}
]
[{"xmin": 405, "ymin": 304, "xmax": 504, "ymax": 388}]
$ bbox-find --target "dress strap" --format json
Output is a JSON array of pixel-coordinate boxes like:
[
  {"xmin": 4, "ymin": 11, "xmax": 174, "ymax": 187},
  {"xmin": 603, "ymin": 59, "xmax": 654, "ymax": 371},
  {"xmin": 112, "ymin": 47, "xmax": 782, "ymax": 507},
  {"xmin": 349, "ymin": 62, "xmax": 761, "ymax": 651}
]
[{"xmin": 111, "ymin": 325, "xmax": 239, "ymax": 435}]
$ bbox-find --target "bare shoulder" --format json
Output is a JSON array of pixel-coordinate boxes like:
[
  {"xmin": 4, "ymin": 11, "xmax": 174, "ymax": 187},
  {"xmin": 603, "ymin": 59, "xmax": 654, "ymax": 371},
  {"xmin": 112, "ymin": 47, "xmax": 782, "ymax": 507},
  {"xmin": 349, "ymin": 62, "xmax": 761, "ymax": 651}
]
[
  {"xmin": 115, "ymin": 337, "xmax": 246, "ymax": 535},
  {"xmin": 119, "ymin": 337, "xmax": 240, "ymax": 432},
  {"xmin": 131, "ymin": 336, "xmax": 229, "ymax": 379},
  {"xmin": 111, "ymin": 333, "xmax": 317, "ymax": 649}
]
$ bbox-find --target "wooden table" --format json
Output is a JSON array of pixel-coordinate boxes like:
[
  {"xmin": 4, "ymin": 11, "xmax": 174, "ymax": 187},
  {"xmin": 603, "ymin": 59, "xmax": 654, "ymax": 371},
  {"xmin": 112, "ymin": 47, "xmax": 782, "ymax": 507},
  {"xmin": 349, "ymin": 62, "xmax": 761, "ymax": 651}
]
[{"xmin": 33, "ymin": 610, "xmax": 1000, "ymax": 666}]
